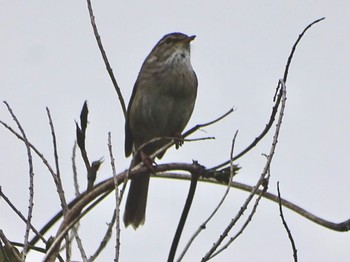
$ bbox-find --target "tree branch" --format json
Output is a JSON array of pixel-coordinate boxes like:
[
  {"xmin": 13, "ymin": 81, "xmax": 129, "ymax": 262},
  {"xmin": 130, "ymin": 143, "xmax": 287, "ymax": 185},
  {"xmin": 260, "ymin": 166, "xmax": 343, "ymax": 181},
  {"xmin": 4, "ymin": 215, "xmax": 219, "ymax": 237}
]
[
  {"xmin": 86, "ymin": 0, "xmax": 127, "ymax": 117},
  {"xmin": 277, "ymin": 182, "xmax": 298, "ymax": 262},
  {"xmin": 3, "ymin": 101, "xmax": 34, "ymax": 260}
]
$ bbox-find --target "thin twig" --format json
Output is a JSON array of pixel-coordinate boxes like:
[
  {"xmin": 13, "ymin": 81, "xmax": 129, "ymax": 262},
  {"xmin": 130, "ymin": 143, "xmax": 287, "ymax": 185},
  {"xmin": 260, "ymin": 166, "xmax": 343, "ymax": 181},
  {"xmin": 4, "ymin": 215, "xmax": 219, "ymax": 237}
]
[
  {"xmin": 209, "ymin": 17, "xmax": 325, "ymax": 172},
  {"xmin": 0, "ymin": 230, "xmax": 22, "ymax": 262},
  {"xmin": 0, "ymin": 118, "xmax": 57, "ymax": 178},
  {"xmin": 25, "ymin": 158, "xmax": 350, "ymax": 252},
  {"xmin": 4, "ymin": 240, "xmax": 63, "ymax": 261},
  {"xmin": 108, "ymin": 132, "xmax": 121, "ymax": 262},
  {"xmin": 210, "ymin": 165, "xmax": 271, "ymax": 259},
  {"xmin": 43, "ymin": 190, "xmax": 114, "ymax": 261},
  {"xmin": 44, "ymin": 163, "xmax": 206, "ymax": 261},
  {"xmin": 168, "ymin": 163, "xmax": 203, "ymax": 262},
  {"xmin": 33, "ymin": 156, "xmax": 350, "ymax": 260},
  {"xmin": 136, "ymin": 108, "xmax": 234, "ymax": 166},
  {"xmin": 177, "ymin": 131, "xmax": 238, "ymax": 261},
  {"xmin": 201, "ymin": 80, "xmax": 287, "ymax": 261},
  {"xmin": 183, "ymin": 108, "xmax": 234, "ymax": 139},
  {"xmin": 208, "ymin": 89, "xmax": 283, "ymax": 172},
  {"xmin": 71, "ymin": 225, "xmax": 87, "ymax": 262},
  {"xmin": 72, "ymin": 142, "xmax": 81, "ymax": 197},
  {"xmin": 0, "ymin": 104, "xmax": 71, "ymax": 253},
  {"xmin": 89, "ymin": 210, "xmax": 116, "ymax": 261},
  {"xmin": 161, "ymin": 172, "xmax": 350, "ymax": 232},
  {"xmin": 72, "ymin": 145, "xmax": 89, "ymax": 262},
  {"xmin": 282, "ymin": 17, "xmax": 325, "ymax": 83},
  {"xmin": 3, "ymin": 101, "xmax": 34, "ymax": 260},
  {"xmin": 46, "ymin": 108, "xmax": 68, "ymax": 213},
  {"xmin": 46, "ymin": 108, "xmax": 74, "ymax": 261},
  {"xmin": 0, "ymin": 188, "xmax": 46, "ymax": 244},
  {"xmin": 35, "ymin": 151, "xmax": 350, "ymax": 256},
  {"xmin": 164, "ymin": 136, "xmax": 215, "ymax": 144},
  {"xmin": 65, "ymin": 237, "xmax": 71, "ymax": 262},
  {"xmin": 43, "ymin": 211, "xmax": 89, "ymax": 262},
  {"xmin": 277, "ymin": 182, "xmax": 298, "ymax": 262},
  {"xmin": 86, "ymin": 0, "xmax": 126, "ymax": 117}
]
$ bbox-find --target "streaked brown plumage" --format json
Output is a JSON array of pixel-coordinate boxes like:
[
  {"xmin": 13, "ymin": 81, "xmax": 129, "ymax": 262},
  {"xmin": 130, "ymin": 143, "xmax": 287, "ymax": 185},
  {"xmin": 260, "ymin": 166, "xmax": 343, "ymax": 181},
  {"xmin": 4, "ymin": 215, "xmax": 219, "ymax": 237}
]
[{"xmin": 124, "ymin": 32, "xmax": 198, "ymax": 229}]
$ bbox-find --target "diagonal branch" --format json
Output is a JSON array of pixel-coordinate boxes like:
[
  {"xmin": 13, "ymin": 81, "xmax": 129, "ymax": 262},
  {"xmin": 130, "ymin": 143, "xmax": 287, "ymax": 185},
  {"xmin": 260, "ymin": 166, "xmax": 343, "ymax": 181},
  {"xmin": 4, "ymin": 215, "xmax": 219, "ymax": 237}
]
[
  {"xmin": 201, "ymin": 80, "xmax": 287, "ymax": 261},
  {"xmin": 208, "ymin": 17, "xmax": 326, "ymax": 172},
  {"xmin": 46, "ymin": 108, "xmax": 69, "ymax": 213},
  {"xmin": 277, "ymin": 182, "xmax": 298, "ymax": 262},
  {"xmin": 3, "ymin": 101, "xmax": 34, "ymax": 260},
  {"xmin": 86, "ymin": 0, "xmax": 126, "ymax": 117},
  {"xmin": 177, "ymin": 131, "xmax": 239, "ymax": 261},
  {"xmin": 168, "ymin": 162, "xmax": 203, "ymax": 262}
]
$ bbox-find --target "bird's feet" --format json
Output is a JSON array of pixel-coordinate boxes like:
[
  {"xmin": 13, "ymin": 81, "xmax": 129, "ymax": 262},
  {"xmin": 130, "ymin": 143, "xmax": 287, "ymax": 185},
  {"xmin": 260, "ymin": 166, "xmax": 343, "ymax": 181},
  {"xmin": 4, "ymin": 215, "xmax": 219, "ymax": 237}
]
[
  {"xmin": 174, "ymin": 134, "xmax": 184, "ymax": 149},
  {"xmin": 140, "ymin": 150, "xmax": 157, "ymax": 173}
]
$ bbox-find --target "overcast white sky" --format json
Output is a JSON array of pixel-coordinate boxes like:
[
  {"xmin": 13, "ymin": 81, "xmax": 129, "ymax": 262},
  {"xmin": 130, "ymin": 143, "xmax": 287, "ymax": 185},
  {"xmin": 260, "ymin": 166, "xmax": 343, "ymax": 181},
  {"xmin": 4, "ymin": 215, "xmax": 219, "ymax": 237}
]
[{"xmin": 1, "ymin": 1, "xmax": 350, "ymax": 261}]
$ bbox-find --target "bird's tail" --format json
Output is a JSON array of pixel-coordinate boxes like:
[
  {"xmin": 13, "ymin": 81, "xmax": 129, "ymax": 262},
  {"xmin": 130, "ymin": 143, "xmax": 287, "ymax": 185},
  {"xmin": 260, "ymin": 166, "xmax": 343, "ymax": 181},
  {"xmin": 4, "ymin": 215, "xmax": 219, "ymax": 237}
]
[{"xmin": 123, "ymin": 173, "xmax": 150, "ymax": 229}]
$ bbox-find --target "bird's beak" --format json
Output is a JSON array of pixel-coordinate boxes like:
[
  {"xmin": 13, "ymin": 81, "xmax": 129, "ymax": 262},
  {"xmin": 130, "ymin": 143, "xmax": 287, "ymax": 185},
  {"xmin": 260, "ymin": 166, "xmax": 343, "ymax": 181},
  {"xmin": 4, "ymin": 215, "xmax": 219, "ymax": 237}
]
[
  {"xmin": 187, "ymin": 35, "xmax": 196, "ymax": 42},
  {"xmin": 180, "ymin": 35, "xmax": 196, "ymax": 44}
]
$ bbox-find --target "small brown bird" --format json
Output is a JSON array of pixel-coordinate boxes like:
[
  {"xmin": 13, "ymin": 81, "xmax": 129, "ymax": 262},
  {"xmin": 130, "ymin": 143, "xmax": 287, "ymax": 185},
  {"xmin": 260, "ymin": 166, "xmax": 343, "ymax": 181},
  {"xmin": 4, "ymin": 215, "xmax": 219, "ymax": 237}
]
[{"xmin": 124, "ymin": 32, "xmax": 198, "ymax": 229}]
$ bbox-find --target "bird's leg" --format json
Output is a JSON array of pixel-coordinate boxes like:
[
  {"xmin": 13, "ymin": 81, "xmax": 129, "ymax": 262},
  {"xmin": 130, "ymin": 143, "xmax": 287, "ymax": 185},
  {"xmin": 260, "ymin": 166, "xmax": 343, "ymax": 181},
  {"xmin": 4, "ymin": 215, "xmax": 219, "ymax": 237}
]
[
  {"xmin": 174, "ymin": 133, "xmax": 184, "ymax": 149},
  {"xmin": 140, "ymin": 150, "xmax": 157, "ymax": 173}
]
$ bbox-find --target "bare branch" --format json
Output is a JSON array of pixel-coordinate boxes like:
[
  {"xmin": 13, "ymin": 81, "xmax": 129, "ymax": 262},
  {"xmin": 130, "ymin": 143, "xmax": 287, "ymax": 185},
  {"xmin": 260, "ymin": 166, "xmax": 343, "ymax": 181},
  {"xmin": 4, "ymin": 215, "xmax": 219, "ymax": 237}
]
[
  {"xmin": 108, "ymin": 132, "xmax": 121, "ymax": 262},
  {"xmin": 282, "ymin": 17, "xmax": 325, "ymax": 83},
  {"xmin": 89, "ymin": 210, "xmax": 116, "ymax": 261},
  {"xmin": 209, "ymin": 17, "xmax": 326, "ymax": 172},
  {"xmin": 85, "ymin": 0, "xmax": 127, "ymax": 117},
  {"xmin": 0, "ymin": 104, "xmax": 72, "ymax": 240},
  {"xmin": 154, "ymin": 170, "xmax": 350, "ymax": 232},
  {"xmin": 168, "ymin": 162, "xmax": 204, "ymax": 262},
  {"xmin": 71, "ymin": 225, "xmax": 87, "ymax": 262},
  {"xmin": 210, "ymin": 164, "xmax": 270, "ymax": 259},
  {"xmin": 3, "ymin": 101, "xmax": 34, "ymax": 260},
  {"xmin": 44, "ymin": 189, "xmax": 113, "ymax": 261},
  {"xmin": 46, "ymin": 108, "xmax": 69, "ymax": 213},
  {"xmin": 72, "ymin": 142, "xmax": 81, "ymax": 197},
  {"xmin": 0, "ymin": 188, "xmax": 45, "ymax": 245},
  {"xmin": 0, "ymin": 230, "xmax": 22, "ymax": 262},
  {"xmin": 208, "ymin": 89, "xmax": 283, "ymax": 171},
  {"xmin": 43, "ymin": 162, "xmax": 206, "ymax": 261},
  {"xmin": 46, "ymin": 108, "xmax": 75, "ymax": 261},
  {"xmin": 183, "ymin": 108, "xmax": 234, "ymax": 138},
  {"xmin": 201, "ymin": 80, "xmax": 287, "ymax": 261},
  {"xmin": 277, "ymin": 182, "xmax": 298, "ymax": 262},
  {"xmin": 34, "ymin": 149, "xmax": 350, "ymax": 257},
  {"xmin": 0, "ymin": 117, "xmax": 56, "ymax": 178},
  {"xmin": 177, "ymin": 131, "xmax": 239, "ymax": 261}
]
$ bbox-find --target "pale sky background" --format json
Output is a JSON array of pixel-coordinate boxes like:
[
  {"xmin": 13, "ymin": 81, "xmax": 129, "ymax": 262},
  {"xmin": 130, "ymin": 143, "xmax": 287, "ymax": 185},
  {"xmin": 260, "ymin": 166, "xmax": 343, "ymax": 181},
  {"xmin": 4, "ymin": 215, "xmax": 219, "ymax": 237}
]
[{"xmin": 1, "ymin": 1, "xmax": 350, "ymax": 261}]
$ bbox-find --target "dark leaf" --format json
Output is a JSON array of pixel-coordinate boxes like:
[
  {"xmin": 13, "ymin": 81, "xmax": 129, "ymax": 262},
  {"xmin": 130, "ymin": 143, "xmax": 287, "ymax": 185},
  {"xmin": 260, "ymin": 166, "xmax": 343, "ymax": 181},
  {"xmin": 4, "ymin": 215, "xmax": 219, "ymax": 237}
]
[
  {"xmin": 75, "ymin": 121, "xmax": 85, "ymax": 151},
  {"xmin": 80, "ymin": 101, "xmax": 89, "ymax": 135}
]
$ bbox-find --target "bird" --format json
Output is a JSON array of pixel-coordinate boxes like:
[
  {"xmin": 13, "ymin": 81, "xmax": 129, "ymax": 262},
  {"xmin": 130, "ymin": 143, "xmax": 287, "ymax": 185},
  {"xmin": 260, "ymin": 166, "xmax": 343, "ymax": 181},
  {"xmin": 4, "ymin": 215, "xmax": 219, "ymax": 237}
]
[{"xmin": 123, "ymin": 32, "xmax": 198, "ymax": 229}]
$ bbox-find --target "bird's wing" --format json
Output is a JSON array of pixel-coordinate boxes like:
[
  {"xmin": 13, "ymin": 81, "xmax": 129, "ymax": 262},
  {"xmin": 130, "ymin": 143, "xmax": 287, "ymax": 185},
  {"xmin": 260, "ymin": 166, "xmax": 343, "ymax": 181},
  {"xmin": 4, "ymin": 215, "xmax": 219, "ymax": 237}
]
[{"xmin": 124, "ymin": 79, "xmax": 140, "ymax": 157}]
